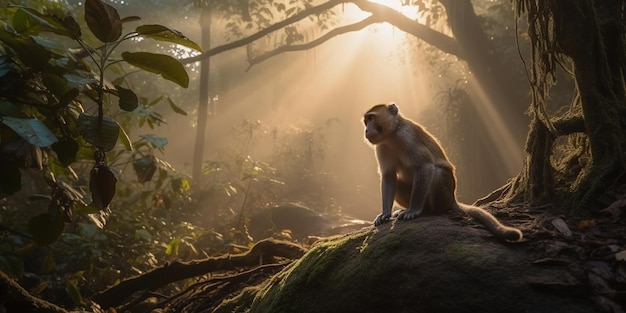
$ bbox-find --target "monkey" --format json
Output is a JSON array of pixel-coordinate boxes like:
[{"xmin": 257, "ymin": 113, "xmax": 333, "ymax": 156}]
[{"xmin": 363, "ymin": 103, "xmax": 522, "ymax": 242}]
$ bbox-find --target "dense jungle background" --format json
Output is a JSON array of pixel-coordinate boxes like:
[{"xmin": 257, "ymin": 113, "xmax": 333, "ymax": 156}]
[{"xmin": 1, "ymin": 0, "xmax": 626, "ymax": 312}]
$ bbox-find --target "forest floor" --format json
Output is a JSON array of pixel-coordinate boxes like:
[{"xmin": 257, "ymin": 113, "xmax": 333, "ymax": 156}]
[
  {"xmin": 2, "ymin": 199, "xmax": 626, "ymax": 312},
  {"xmin": 489, "ymin": 201, "xmax": 626, "ymax": 312}
]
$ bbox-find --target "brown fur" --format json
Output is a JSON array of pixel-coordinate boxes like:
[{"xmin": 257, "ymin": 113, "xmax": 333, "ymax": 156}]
[{"xmin": 364, "ymin": 103, "xmax": 522, "ymax": 241}]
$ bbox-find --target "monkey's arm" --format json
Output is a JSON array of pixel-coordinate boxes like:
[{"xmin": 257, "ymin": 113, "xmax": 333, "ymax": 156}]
[
  {"xmin": 374, "ymin": 171, "xmax": 397, "ymax": 226},
  {"xmin": 397, "ymin": 164, "xmax": 435, "ymax": 221}
]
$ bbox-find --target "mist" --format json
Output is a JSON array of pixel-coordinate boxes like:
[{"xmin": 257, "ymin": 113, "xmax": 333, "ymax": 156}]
[{"xmin": 116, "ymin": 2, "xmax": 524, "ymax": 220}]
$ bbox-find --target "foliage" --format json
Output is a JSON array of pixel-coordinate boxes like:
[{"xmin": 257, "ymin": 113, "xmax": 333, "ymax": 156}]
[
  {"xmin": 196, "ymin": 119, "xmax": 339, "ymax": 237},
  {"xmin": 0, "ymin": 0, "xmax": 199, "ymax": 243}
]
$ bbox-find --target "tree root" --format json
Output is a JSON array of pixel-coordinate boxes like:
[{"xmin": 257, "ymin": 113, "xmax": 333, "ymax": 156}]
[
  {"xmin": 0, "ymin": 271, "xmax": 68, "ymax": 313},
  {"xmin": 92, "ymin": 238, "xmax": 307, "ymax": 309},
  {"xmin": 154, "ymin": 262, "xmax": 288, "ymax": 313}
]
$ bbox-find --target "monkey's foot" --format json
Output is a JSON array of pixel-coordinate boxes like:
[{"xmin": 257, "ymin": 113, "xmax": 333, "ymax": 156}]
[
  {"xmin": 392, "ymin": 209, "xmax": 405, "ymax": 218},
  {"xmin": 396, "ymin": 209, "xmax": 422, "ymax": 221},
  {"xmin": 373, "ymin": 213, "xmax": 391, "ymax": 226}
]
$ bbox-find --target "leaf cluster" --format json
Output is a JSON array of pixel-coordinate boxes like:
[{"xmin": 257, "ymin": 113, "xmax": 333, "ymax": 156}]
[{"xmin": 0, "ymin": 0, "xmax": 199, "ymax": 245}]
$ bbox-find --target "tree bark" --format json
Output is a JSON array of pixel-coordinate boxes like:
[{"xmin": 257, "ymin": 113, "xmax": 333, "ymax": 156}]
[
  {"xmin": 562, "ymin": 0, "xmax": 626, "ymax": 211},
  {"xmin": 505, "ymin": 0, "xmax": 626, "ymax": 211}
]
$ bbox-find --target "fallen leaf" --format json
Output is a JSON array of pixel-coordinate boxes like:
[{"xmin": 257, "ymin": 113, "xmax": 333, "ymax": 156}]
[
  {"xmin": 552, "ymin": 218, "xmax": 572, "ymax": 237},
  {"xmin": 578, "ymin": 219, "xmax": 596, "ymax": 229}
]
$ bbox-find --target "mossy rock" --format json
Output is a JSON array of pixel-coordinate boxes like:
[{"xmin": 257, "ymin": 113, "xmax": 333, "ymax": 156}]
[{"xmin": 214, "ymin": 217, "xmax": 595, "ymax": 313}]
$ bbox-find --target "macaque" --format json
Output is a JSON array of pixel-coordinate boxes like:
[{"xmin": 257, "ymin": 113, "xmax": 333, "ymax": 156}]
[{"xmin": 363, "ymin": 103, "xmax": 522, "ymax": 242}]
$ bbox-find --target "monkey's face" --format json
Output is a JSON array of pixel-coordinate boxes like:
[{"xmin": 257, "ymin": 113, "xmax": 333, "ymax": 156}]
[
  {"xmin": 363, "ymin": 104, "xmax": 398, "ymax": 145},
  {"xmin": 364, "ymin": 114, "xmax": 384, "ymax": 144}
]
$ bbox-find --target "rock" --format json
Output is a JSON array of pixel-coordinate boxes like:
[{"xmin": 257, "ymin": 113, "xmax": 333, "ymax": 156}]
[
  {"xmin": 214, "ymin": 216, "xmax": 597, "ymax": 313},
  {"xmin": 246, "ymin": 203, "xmax": 369, "ymax": 240}
]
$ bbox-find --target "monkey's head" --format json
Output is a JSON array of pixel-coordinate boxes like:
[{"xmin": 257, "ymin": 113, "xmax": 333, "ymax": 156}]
[{"xmin": 363, "ymin": 103, "xmax": 399, "ymax": 144}]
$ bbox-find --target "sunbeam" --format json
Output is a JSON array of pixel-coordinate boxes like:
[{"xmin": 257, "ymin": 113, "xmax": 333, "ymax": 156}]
[
  {"xmin": 144, "ymin": 1, "xmax": 521, "ymax": 218},
  {"xmin": 466, "ymin": 76, "xmax": 524, "ymax": 174}
]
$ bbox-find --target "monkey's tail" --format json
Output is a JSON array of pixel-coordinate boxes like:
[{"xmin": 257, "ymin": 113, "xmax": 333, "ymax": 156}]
[{"xmin": 453, "ymin": 203, "xmax": 523, "ymax": 242}]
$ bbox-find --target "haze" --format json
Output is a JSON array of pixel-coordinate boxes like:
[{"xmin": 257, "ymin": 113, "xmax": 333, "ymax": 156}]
[{"xmin": 115, "ymin": 1, "xmax": 525, "ymax": 220}]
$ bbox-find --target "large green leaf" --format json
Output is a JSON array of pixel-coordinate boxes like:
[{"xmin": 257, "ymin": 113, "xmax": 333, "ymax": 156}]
[
  {"xmin": 12, "ymin": 7, "xmax": 81, "ymax": 39},
  {"xmin": 42, "ymin": 73, "xmax": 69, "ymax": 100},
  {"xmin": 136, "ymin": 24, "xmax": 202, "ymax": 51},
  {"xmin": 116, "ymin": 86, "xmax": 139, "ymax": 111},
  {"xmin": 52, "ymin": 138, "xmax": 79, "ymax": 167},
  {"xmin": 77, "ymin": 113, "xmax": 119, "ymax": 151},
  {"xmin": 28, "ymin": 213, "xmax": 65, "ymax": 245},
  {"xmin": 118, "ymin": 124, "xmax": 133, "ymax": 151},
  {"xmin": 84, "ymin": 0, "xmax": 122, "ymax": 43},
  {"xmin": 64, "ymin": 73, "xmax": 97, "ymax": 87},
  {"xmin": 0, "ymin": 117, "xmax": 58, "ymax": 147},
  {"xmin": 139, "ymin": 134, "xmax": 168, "ymax": 149},
  {"xmin": 0, "ymin": 25, "xmax": 52, "ymax": 68},
  {"xmin": 90, "ymin": 164, "xmax": 116, "ymax": 210},
  {"xmin": 122, "ymin": 52, "xmax": 189, "ymax": 88},
  {"xmin": 12, "ymin": 8, "xmax": 39, "ymax": 34},
  {"xmin": 133, "ymin": 155, "xmax": 156, "ymax": 183}
]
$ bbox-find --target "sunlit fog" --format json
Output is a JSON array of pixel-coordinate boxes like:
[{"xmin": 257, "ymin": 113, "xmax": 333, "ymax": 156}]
[{"xmin": 114, "ymin": 0, "xmax": 525, "ymax": 219}]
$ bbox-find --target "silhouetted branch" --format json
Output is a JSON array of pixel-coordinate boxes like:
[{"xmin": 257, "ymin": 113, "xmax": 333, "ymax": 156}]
[
  {"xmin": 181, "ymin": 0, "xmax": 345, "ymax": 64},
  {"xmin": 351, "ymin": 0, "xmax": 459, "ymax": 55},
  {"xmin": 181, "ymin": 0, "xmax": 461, "ymax": 66},
  {"xmin": 246, "ymin": 15, "xmax": 381, "ymax": 70}
]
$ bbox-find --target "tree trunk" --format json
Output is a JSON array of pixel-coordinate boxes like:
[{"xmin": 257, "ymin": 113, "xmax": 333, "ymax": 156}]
[
  {"xmin": 439, "ymin": 0, "xmax": 529, "ymax": 191},
  {"xmin": 192, "ymin": 7, "xmax": 212, "ymax": 182},
  {"xmin": 501, "ymin": 0, "xmax": 626, "ymax": 212},
  {"xmin": 561, "ymin": 0, "xmax": 626, "ymax": 212}
]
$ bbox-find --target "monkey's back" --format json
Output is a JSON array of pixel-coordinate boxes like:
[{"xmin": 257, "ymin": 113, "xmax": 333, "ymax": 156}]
[{"xmin": 380, "ymin": 117, "xmax": 457, "ymax": 213}]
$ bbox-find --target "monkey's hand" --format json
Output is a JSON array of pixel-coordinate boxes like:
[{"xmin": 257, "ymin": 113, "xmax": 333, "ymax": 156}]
[
  {"xmin": 373, "ymin": 213, "xmax": 391, "ymax": 226},
  {"xmin": 396, "ymin": 208, "xmax": 422, "ymax": 221}
]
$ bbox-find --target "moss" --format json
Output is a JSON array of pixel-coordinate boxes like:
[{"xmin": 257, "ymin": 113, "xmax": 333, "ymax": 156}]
[
  {"xmin": 246, "ymin": 222, "xmax": 432, "ymax": 313},
  {"xmin": 446, "ymin": 242, "xmax": 497, "ymax": 268},
  {"xmin": 213, "ymin": 218, "xmax": 596, "ymax": 313},
  {"xmin": 212, "ymin": 284, "xmax": 262, "ymax": 313},
  {"xmin": 249, "ymin": 228, "xmax": 374, "ymax": 313}
]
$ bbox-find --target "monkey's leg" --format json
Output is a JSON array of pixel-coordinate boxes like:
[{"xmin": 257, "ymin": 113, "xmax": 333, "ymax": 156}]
[
  {"xmin": 397, "ymin": 164, "xmax": 435, "ymax": 221},
  {"xmin": 374, "ymin": 171, "xmax": 397, "ymax": 226}
]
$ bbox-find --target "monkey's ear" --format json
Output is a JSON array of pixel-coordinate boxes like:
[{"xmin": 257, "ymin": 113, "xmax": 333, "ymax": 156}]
[{"xmin": 388, "ymin": 103, "xmax": 398, "ymax": 115}]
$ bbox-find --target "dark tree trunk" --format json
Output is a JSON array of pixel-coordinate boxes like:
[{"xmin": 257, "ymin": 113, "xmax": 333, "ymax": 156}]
[
  {"xmin": 562, "ymin": 0, "xmax": 626, "ymax": 212},
  {"xmin": 497, "ymin": 0, "xmax": 626, "ymax": 212}
]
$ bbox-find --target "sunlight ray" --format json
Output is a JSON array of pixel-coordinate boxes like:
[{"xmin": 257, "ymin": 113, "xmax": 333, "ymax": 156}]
[{"xmin": 466, "ymin": 76, "xmax": 524, "ymax": 174}]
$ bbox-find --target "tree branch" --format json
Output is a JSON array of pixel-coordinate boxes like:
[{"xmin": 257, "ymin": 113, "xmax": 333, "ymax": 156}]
[
  {"xmin": 181, "ymin": 0, "xmax": 346, "ymax": 64},
  {"xmin": 180, "ymin": 0, "xmax": 461, "ymax": 66},
  {"xmin": 246, "ymin": 15, "xmax": 382, "ymax": 70},
  {"xmin": 351, "ymin": 0, "xmax": 459, "ymax": 56}
]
